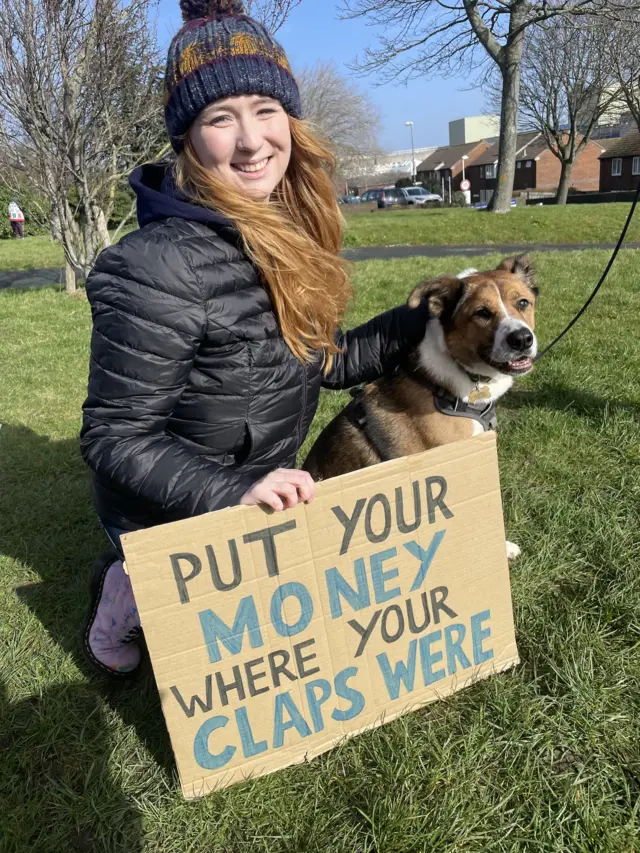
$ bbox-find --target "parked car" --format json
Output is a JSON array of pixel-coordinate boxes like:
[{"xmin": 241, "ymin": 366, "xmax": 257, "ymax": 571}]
[
  {"xmin": 379, "ymin": 187, "xmax": 412, "ymax": 208},
  {"xmin": 404, "ymin": 187, "xmax": 443, "ymax": 205},
  {"xmin": 359, "ymin": 189, "xmax": 384, "ymax": 204},
  {"xmin": 338, "ymin": 194, "xmax": 362, "ymax": 205},
  {"xmin": 357, "ymin": 188, "xmax": 413, "ymax": 208},
  {"xmin": 473, "ymin": 198, "xmax": 517, "ymax": 209}
]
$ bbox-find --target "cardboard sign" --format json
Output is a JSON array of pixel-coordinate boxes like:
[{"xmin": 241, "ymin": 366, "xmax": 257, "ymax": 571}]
[{"xmin": 122, "ymin": 432, "xmax": 519, "ymax": 799}]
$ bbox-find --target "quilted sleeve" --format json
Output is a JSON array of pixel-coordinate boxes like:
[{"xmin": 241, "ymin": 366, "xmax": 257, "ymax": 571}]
[
  {"xmin": 321, "ymin": 301, "xmax": 429, "ymax": 390},
  {"xmin": 80, "ymin": 231, "xmax": 255, "ymax": 518}
]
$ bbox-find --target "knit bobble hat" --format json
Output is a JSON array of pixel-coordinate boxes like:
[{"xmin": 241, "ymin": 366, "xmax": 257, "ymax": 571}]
[{"xmin": 165, "ymin": 0, "xmax": 302, "ymax": 152}]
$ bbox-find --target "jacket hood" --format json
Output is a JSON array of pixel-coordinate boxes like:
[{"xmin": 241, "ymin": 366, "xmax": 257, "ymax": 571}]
[{"xmin": 129, "ymin": 163, "xmax": 237, "ymax": 235}]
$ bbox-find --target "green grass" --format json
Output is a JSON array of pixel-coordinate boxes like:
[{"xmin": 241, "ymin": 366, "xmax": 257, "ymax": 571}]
[
  {"xmin": 2, "ymin": 250, "xmax": 640, "ymax": 851},
  {"xmin": 2, "ymin": 203, "xmax": 640, "ymax": 274},
  {"xmin": 0, "ymin": 229, "xmax": 135, "ymax": 272},
  {"xmin": 343, "ymin": 203, "xmax": 640, "ymax": 248},
  {"xmin": 0, "ymin": 234, "xmax": 65, "ymax": 270}
]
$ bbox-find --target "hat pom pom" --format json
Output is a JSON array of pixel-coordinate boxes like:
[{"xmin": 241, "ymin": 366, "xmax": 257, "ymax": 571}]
[{"xmin": 180, "ymin": 0, "xmax": 245, "ymax": 21}]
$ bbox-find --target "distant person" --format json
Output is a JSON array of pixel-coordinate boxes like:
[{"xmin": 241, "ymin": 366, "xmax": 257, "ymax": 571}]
[
  {"xmin": 8, "ymin": 200, "xmax": 25, "ymax": 238},
  {"xmin": 79, "ymin": 0, "xmax": 429, "ymax": 678}
]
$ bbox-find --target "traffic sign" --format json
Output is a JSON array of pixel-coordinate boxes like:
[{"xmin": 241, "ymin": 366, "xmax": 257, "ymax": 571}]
[{"xmin": 460, "ymin": 179, "xmax": 471, "ymax": 191}]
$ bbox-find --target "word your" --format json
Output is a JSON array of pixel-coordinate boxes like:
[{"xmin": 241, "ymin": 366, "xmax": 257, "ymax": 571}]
[{"xmin": 168, "ymin": 477, "xmax": 453, "ymax": 604}]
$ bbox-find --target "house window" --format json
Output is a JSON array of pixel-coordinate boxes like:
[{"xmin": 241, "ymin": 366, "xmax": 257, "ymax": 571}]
[
  {"xmin": 612, "ymin": 158, "xmax": 622, "ymax": 177},
  {"xmin": 485, "ymin": 164, "xmax": 496, "ymax": 179},
  {"xmin": 526, "ymin": 160, "xmax": 533, "ymax": 168},
  {"xmin": 633, "ymin": 157, "xmax": 640, "ymax": 175},
  {"xmin": 516, "ymin": 162, "xmax": 522, "ymax": 169},
  {"xmin": 479, "ymin": 189, "xmax": 494, "ymax": 204}
]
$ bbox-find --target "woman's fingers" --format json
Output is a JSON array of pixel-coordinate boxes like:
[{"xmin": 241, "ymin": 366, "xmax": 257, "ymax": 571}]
[
  {"xmin": 275, "ymin": 482, "xmax": 298, "ymax": 509},
  {"xmin": 240, "ymin": 469, "xmax": 317, "ymax": 512},
  {"xmin": 274, "ymin": 469, "xmax": 316, "ymax": 503}
]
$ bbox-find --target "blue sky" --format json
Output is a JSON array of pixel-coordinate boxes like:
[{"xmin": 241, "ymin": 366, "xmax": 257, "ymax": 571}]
[{"xmin": 156, "ymin": 0, "xmax": 486, "ymax": 151}]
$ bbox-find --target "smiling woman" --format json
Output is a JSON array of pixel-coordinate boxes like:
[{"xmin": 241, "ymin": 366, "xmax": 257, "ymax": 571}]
[
  {"xmin": 188, "ymin": 95, "xmax": 292, "ymax": 198},
  {"xmin": 78, "ymin": 0, "xmax": 430, "ymax": 680}
]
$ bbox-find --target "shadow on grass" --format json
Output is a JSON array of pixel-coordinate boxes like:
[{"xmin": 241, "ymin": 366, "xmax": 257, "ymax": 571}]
[
  {"xmin": 1, "ymin": 425, "xmax": 176, "ymax": 794},
  {"xmin": 0, "ymin": 680, "xmax": 143, "ymax": 852},
  {"xmin": 499, "ymin": 383, "xmax": 639, "ymax": 418}
]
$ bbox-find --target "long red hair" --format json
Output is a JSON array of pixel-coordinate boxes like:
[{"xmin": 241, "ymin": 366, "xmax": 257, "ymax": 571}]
[{"xmin": 175, "ymin": 117, "xmax": 352, "ymax": 369}]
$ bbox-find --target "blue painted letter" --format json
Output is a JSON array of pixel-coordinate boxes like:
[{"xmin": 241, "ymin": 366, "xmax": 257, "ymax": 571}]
[
  {"xmin": 471, "ymin": 609, "xmax": 493, "ymax": 664},
  {"xmin": 444, "ymin": 624, "xmax": 472, "ymax": 674},
  {"xmin": 198, "ymin": 595, "xmax": 263, "ymax": 664},
  {"xmin": 376, "ymin": 640, "xmax": 418, "ymax": 700},
  {"xmin": 405, "ymin": 531, "xmax": 447, "ymax": 592},
  {"xmin": 193, "ymin": 715, "xmax": 235, "ymax": 770},
  {"xmin": 418, "ymin": 630, "xmax": 446, "ymax": 686},
  {"xmin": 270, "ymin": 582, "xmax": 313, "ymax": 637},
  {"xmin": 273, "ymin": 692, "xmax": 312, "ymax": 748},
  {"xmin": 305, "ymin": 678, "xmax": 332, "ymax": 733},
  {"xmin": 235, "ymin": 707, "xmax": 268, "ymax": 758},
  {"xmin": 325, "ymin": 558, "xmax": 370, "ymax": 618},
  {"xmin": 370, "ymin": 548, "xmax": 400, "ymax": 604},
  {"xmin": 332, "ymin": 666, "xmax": 365, "ymax": 721}
]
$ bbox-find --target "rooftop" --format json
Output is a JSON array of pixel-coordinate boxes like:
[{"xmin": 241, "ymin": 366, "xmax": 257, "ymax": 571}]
[
  {"xmin": 598, "ymin": 128, "xmax": 640, "ymax": 159},
  {"xmin": 416, "ymin": 141, "xmax": 489, "ymax": 172}
]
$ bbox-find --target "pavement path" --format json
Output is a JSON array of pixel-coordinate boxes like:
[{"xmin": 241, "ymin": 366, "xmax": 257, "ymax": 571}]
[
  {"xmin": 342, "ymin": 241, "xmax": 640, "ymax": 262},
  {"xmin": 2, "ymin": 241, "xmax": 639, "ymax": 289}
]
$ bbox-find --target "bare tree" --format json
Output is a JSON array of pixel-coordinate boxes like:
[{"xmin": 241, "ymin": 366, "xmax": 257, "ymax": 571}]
[
  {"xmin": 608, "ymin": 10, "xmax": 640, "ymax": 130},
  {"xmin": 297, "ymin": 61, "xmax": 381, "ymax": 179},
  {"xmin": 487, "ymin": 19, "xmax": 622, "ymax": 204},
  {"xmin": 0, "ymin": 0, "xmax": 165, "ymax": 293},
  {"xmin": 342, "ymin": 0, "xmax": 640, "ymax": 213},
  {"xmin": 246, "ymin": 0, "xmax": 303, "ymax": 31}
]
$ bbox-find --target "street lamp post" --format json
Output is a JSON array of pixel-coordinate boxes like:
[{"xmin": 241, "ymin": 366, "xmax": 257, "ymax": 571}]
[
  {"xmin": 405, "ymin": 121, "xmax": 415, "ymax": 183},
  {"xmin": 461, "ymin": 154, "xmax": 468, "ymax": 182}
]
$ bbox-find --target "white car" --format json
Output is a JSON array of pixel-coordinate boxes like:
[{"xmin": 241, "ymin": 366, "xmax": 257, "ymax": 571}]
[{"xmin": 404, "ymin": 187, "xmax": 443, "ymax": 205}]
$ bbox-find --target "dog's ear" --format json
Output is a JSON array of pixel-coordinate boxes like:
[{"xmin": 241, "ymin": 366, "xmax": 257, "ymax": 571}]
[
  {"xmin": 497, "ymin": 253, "xmax": 538, "ymax": 295},
  {"xmin": 407, "ymin": 276, "xmax": 465, "ymax": 318}
]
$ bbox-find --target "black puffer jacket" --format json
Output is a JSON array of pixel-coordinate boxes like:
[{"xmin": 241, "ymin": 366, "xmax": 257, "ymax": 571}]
[{"xmin": 80, "ymin": 164, "xmax": 428, "ymax": 532}]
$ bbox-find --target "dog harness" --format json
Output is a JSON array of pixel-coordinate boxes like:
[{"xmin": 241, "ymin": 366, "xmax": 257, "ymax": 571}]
[
  {"xmin": 431, "ymin": 386, "xmax": 497, "ymax": 432},
  {"xmin": 348, "ymin": 373, "xmax": 497, "ymax": 463}
]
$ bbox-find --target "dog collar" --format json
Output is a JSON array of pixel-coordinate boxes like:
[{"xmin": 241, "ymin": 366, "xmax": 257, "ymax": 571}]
[{"xmin": 353, "ymin": 368, "xmax": 498, "ymax": 437}]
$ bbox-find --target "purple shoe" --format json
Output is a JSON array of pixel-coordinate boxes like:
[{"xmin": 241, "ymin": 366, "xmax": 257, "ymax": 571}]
[{"xmin": 83, "ymin": 552, "xmax": 142, "ymax": 679}]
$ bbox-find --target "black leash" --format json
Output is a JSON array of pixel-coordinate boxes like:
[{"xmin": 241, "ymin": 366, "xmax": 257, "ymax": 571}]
[{"xmin": 535, "ymin": 181, "xmax": 640, "ymax": 361}]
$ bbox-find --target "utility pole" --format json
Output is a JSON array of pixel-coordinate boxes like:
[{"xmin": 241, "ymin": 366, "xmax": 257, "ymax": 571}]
[{"xmin": 405, "ymin": 121, "xmax": 415, "ymax": 183}]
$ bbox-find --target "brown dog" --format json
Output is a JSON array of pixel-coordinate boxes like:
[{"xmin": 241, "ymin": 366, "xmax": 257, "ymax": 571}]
[{"xmin": 303, "ymin": 255, "xmax": 538, "ymax": 557}]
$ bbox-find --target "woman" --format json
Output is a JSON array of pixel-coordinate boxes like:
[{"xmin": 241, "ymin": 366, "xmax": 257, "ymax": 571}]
[{"xmin": 81, "ymin": 0, "xmax": 428, "ymax": 679}]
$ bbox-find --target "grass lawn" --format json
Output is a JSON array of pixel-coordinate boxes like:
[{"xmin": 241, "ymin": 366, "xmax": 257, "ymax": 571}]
[
  {"xmin": 0, "ymin": 233, "xmax": 66, "ymax": 271},
  {"xmin": 2, "ymin": 249, "xmax": 640, "ymax": 851},
  {"xmin": 343, "ymin": 203, "xmax": 640, "ymax": 248},
  {"xmin": 1, "ymin": 202, "xmax": 640, "ymax": 274},
  {"xmin": 0, "ymin": 229, "xmax": 134, "ymax": 272}
]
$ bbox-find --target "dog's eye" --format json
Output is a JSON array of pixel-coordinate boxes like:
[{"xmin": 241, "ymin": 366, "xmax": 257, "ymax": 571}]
[
  {"xmin": 474, "ymin": 307, "xmax": 493, "ymax": 320},
  {"xmin": 517, "ymin": 298, "xmax": 530, "ymax": 311}
]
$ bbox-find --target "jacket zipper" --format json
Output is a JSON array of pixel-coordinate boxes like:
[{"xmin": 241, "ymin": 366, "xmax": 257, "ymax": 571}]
[{"xmin": 297, "ymin": 365, "xmax": 308, "ymax": 451}]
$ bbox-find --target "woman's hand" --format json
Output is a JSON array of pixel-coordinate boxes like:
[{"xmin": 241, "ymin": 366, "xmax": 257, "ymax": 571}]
[{"xmin": 240, "ymin": 468, "xmax": 316, "ymax": 512}]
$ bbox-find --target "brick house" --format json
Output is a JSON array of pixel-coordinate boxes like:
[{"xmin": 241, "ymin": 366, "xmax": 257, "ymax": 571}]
[
  {"xmin": 599, "ymin": 129, "xmax": 640, "ymax": 192},
  {"xmin": 466, "ymin": 132, "xmax": 604, "ymax": 204},
  {"xmin": 416, "ymin": 141, "xmax": 490, "ymax": 193}
]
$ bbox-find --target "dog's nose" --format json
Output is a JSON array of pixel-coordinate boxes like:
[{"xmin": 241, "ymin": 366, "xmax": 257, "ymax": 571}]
[{"xmin": 506, "ymin": 327, "xmax": 534, "ymax": 352}]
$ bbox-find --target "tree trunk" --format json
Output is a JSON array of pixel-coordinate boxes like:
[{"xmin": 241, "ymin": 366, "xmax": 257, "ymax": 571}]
[
  {"xmin": 65, "ymin": 261, "xmax": 76, "ymax": 295},
  {"xmin": 94, "ymin": 205, "xmax": 111, "ymax": 251},
  {"xmin": 555, "ymin": 160, "xmax": 575, "ymax": 205},
  {"xmin": 490, "ymin": 8, "xmax": 526, "ymax": 214}
]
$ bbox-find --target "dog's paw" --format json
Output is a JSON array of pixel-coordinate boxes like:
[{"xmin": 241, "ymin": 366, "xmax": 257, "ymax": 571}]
[{"xmin": 506, "ymin": 541, "xmax": 521, "ymax": 562}]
